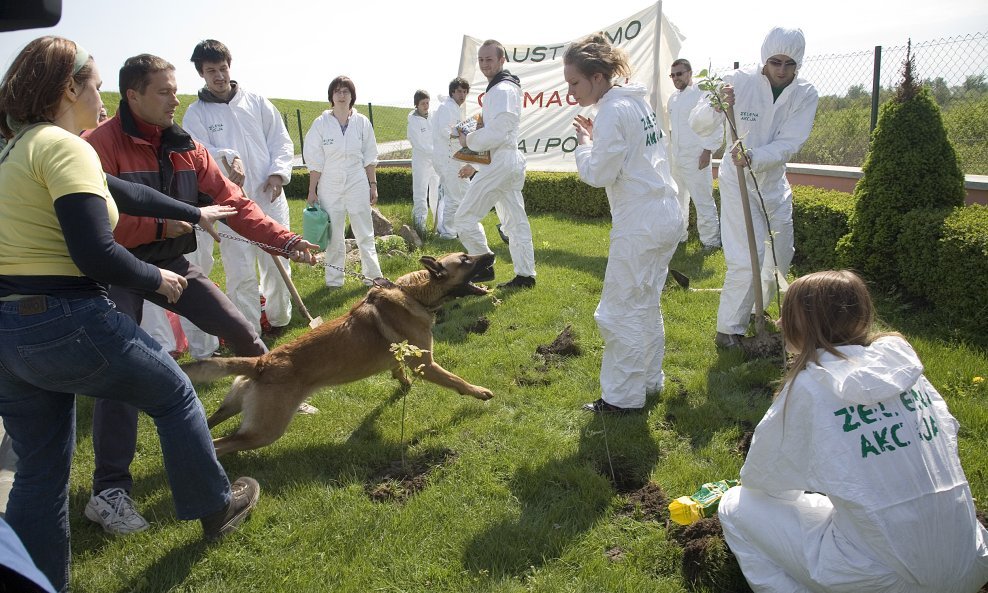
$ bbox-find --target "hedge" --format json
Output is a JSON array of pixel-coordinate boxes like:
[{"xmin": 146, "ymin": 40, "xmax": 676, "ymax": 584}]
[{"xmin": 286, "ymin": 166, "xmax": 987, "ymax": 336}]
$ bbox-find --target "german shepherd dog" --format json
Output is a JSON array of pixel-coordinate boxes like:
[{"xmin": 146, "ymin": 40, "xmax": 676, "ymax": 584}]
[{"xmin": 182, "ymin": 252, "xmax": 495, "ymax": 456}]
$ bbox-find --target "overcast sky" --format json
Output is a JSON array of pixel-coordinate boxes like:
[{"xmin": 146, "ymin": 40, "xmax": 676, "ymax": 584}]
[{"xmin": 0, "ymin": 0, "xmax": 984, "ymax": 106}]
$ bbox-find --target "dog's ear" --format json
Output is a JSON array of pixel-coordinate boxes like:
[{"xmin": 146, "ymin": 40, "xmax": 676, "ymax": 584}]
[{"xmin": 420, "ymin": 255, "xmax": 448, "ymax": 279}]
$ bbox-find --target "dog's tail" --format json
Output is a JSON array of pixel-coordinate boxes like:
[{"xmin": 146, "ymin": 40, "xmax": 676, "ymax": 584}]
[{"xmin": 181, "ymin": 357, "xmax": 261, "ymax": 383}]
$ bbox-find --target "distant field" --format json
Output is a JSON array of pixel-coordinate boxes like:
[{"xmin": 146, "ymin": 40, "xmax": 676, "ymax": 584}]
[{"xmin": 99, "ymin": 91, "xmax": 409, "ymax": 156}]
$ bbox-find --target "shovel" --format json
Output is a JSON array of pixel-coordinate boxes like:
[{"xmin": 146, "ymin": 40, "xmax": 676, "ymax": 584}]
[
  {"xmin": 270, "ymin": 255, "xmax": 323, "ymax": 329},
  {"xmin": 726, "ymin": 106, "xmax": 782, "ymax": 358}
]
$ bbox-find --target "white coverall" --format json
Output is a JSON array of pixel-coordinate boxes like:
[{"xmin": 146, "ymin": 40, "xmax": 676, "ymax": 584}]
[
  {"xmin": 406, "ymin": 109, "xmax": 439, "ymax": 232},
  {"xmin": 667, "ymin": 83, "xmax": 723, "ymax": 247},
  {"xmin": 574, "ymin": 84, "xmax": 684, "ymax": 408},
  {"xmin": 303, "ymin": 110, "xmax": 382, "ymax": 286},
  {"xmin": 181, "ymin": 85, "xmax": 294, "ymax": 354},
  {"xmin": 455, "ymin": 78, "xmax": 536, "ymax": 278},
  {"xmin": 690, "ymin": 66, "xmax": 817, "ymax": 335},
  {"xmin": 719, "ymin": 336, "xmax": 988, "ymax": 593},
  {"xmin": 431, "ymin": 96, "xmax": 468, "ymax": 238}
]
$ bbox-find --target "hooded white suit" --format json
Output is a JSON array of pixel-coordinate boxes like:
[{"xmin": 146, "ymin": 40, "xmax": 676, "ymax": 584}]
[
  {"xmin": 690, "ymin": 27, "xmax": 818, "ymax": 336},
  {"xmin": 182, "ymin": 84, "xmax": 294, "ymax": 355},
  {"xmin": 574, "ymin": 84, "xmax": 684, "ymax": 408},
  {"xmin": 719, "ymin": 336, "xmax": 988, "ymax": 592},
  {"xmin": 406, "ymin": 109, "xmax": 439, "ymax": 232},
  {"xmin": 431, "ymin": 95, "xmax": 468, "ymax": 238}
]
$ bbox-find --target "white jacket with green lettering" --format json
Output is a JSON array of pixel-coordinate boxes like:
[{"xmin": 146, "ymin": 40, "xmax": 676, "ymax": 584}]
[{"xmin": 741, "ymin": 336, "xmax": 988, "ymax": 591}]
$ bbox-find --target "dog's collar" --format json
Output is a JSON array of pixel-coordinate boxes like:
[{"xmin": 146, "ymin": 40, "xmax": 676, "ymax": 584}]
[{"xmin": 371, "ymin": 277, "xmax": 396, "ymax": 289}]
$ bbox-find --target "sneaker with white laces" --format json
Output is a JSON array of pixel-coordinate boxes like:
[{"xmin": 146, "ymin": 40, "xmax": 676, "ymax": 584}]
[{"xmin": 85, "ymin": 487, "xmax": 149, "ymax": 535}]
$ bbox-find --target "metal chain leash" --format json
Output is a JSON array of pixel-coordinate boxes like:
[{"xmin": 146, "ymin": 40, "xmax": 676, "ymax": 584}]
[{"xmin": 193, "ymin": 224, "xmax": 379, "ymax": 285}]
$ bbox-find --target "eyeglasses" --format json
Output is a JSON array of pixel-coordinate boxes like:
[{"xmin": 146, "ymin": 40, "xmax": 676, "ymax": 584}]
[
  {"xmin": 765, "ymin": 58, "xmax": 798, "ymax": 69},
  {"xmin": 669, "ymin": 71, "xmax": 689, "ymax": 78}
]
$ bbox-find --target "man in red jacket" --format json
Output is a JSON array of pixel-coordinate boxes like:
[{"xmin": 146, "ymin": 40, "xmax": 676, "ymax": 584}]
[{"xmin": 85, "ymin": 53, "xmax": 317, "ymax": 535}]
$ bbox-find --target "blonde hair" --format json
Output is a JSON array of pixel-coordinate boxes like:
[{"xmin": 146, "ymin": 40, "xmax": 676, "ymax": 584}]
[
  {"xmin": 563, "ymin": 33, "xmax": 632, "ymax": 81},
  {"xmin": 779, "ymin": 270, "xmax": 898, "ymax": 392}
]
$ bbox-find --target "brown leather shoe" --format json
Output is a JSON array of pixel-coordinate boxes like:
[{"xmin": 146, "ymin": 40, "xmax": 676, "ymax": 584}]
[{"xmin": 201, "ymin": 476, "xmax": 260, "ymax": 542}]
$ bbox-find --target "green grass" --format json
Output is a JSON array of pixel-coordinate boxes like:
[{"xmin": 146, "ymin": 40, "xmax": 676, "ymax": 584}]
[
  {"xmin": 66, "ymin": 200, "xmax": 987, "ymax": 592},
  {"xmin": 99, "ymin": 92, "xmax": 410, "ymax": 156}
]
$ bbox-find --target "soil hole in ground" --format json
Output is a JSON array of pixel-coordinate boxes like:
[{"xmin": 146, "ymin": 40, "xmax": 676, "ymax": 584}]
[
  {"xmin": 617, "ymin": 481, "xmax": 669, "ymax": 523},
  {"xmin": 592, "ymin": 456, "xmax": 646, "ymax": 494},
  {"xmin": 465, "ymin": 316, "xmax": 489, "ymax": 334},
  {"xmin": 364, "ymin": 448, "xmax": 457, "ymax": 504}
]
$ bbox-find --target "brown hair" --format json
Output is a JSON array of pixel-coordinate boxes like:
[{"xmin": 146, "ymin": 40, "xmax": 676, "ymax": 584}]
[
  {"xmin": 448, "ymin": 77, "xmax": 469, "ymax": 95},
  {"xmin": 413, "ymin": 89, "xmax": 429, "ymax": 106},
  {"xmin": 0, "ymin": 36, "xmax": 94, "ymax": 138},
  {"xmin": 119, "ymin": 54, "xmax": 174, "ymax": 96},
  {"xmin": 779, "ymin": 270, "xmax": 898, "ymax": 392},
  {"xmin": 563, "ymin": 33, "xmax": 632, "ymax": 81},
  {"xmin": 328, "ymin": 75, "xmax": 356, "ymax": 108},
  {"xmin": 190, "ymin": 39, "xmax": 233, "ymax": 74}
]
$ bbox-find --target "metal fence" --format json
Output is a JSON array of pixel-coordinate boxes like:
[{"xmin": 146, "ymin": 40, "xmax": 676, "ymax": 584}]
[{"xmin": 715, "ymin": 31, "xmax": 988, "ymax": 174}]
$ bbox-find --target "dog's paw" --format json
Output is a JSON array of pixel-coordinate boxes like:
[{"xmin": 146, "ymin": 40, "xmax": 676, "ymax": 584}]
[{"xmin": 468, "ymin": 387, "xmax": 494, "ymax": 401}]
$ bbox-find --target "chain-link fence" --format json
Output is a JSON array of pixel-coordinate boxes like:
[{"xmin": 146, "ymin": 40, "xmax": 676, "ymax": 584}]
[{"xmin": 715, "ymin": 32, "xmax": 988, "ymax": 174}]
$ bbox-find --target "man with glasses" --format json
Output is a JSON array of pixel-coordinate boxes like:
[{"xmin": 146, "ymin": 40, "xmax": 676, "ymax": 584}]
[
  {"xmin": 689, "ymin": 27, "xmax": 819, "ymax": 349},
  {"xmin": 667, "ymin": 58, "xmax": 723, "ymax": 252}
]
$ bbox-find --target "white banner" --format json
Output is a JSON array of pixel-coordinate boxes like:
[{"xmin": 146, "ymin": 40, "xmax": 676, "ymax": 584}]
[{"xmin": 457, "ymin": 2, "xmax": 684, "ymax": 172}]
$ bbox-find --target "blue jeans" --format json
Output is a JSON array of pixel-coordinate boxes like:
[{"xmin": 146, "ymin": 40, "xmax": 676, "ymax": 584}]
[{"xmin": 0, "ymin": 296, "xmax": 231, "ymax": 593}]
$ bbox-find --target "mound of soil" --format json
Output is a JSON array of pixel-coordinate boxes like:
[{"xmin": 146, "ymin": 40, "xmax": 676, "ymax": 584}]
[
  {"xmin": 672, "ymin": 517, "xmax": 752, "ymax": 593},
  {"xmin": 536, "ymin": 325, "xmax": 581, "ymax": 358}
]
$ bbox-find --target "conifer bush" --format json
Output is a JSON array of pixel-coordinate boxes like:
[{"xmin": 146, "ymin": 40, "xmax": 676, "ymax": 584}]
[{"xmin": 840, "ymin": 46, "xmax": 966, "ymax": 289}]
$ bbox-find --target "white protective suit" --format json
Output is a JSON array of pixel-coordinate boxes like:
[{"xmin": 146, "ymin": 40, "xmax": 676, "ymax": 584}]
[
  {"xmin": 719, "ymin": 336, "xmax": 988, "ymax": 593},
  {"xmin": 406, "ymin": 109, "xmax": 439, "ymax": 232},
  {"xmin": 690, "ymin": 28, "xmax": 818, "ymax": 336},
  {"xmin": 456, "ymin": 73, "xmax": 536, "ymax": 278},
  {"xmin": 181, "ymin": 84, "xmax": 294, "ymax": 351},
  {"xmin": 431, "ymin": 96, "xmax": 468, "ymax": 238},
  {"xmin": 303, "ymin": 110, "xmax": 382, "ymax": 286},
  {"xmin": 574, "ymin": 84, "xmax": 684, "ymax": 408},
  {"xmin": 667, "ymin": 83, "xmax": 723, "ymax": 247}
]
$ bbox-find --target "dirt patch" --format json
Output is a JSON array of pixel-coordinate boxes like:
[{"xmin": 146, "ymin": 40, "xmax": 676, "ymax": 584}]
[
  {"xmin": 672, "ymin": 517, "xmax": 752, "ymax": 593},
  {"xmin": 736, "ymin": 420, "xmax": 754, "ymax": 460},
  {"xmin": 536, "ymin": 325, "xmax": 581, "ymax": 358},
  {"xmin": 465, "ymin": 316, "xmax": 490, "ymax": 334},
  {"xmin": 515, "ymin": 373, "xmax": 551, "ymax": 387},
  {"xmin": 605, "ymin": 546, "xmax": 625, "ymax": 563},
  {"xmin": 617, "ymin": 481, "xmax": 669, "ymax": 523},
  {"xmin": 365, "ymin": 448, "xmax": 457, "ymax": 504}
]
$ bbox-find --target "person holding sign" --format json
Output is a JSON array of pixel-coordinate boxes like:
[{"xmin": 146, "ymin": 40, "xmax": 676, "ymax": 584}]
[{"xmin": 455, "ymin": 40, "xmax": 536, "ymax": 289}]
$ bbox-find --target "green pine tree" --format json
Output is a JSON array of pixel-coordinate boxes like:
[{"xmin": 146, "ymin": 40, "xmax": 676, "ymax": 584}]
[{"xmin": 839, "ymin": 42, "xmax": 965, "ymax": 289}]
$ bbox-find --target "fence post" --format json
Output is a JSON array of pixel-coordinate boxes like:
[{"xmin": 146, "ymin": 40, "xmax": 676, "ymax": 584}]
[
  {"xmin": 296, "ymin": 109, "xmax": 304, "ymax": 164},
  {"xmin": 871, "ymin": 45, "xmax": 882, "ymax": 133},
  {"xmin": 367, "ymin": 102, "xmax": 375, "ymax": 127}
]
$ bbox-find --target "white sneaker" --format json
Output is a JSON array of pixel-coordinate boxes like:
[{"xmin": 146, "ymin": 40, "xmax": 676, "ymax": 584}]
[{"xmin": 85, "ymin": 488, "xmax": 149, "ymax": 534}]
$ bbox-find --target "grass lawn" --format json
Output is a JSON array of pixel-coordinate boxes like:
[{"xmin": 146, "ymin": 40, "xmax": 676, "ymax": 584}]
[{"xmin": 66, "ymin": 199, "xmax": 988, "ymax": 592}]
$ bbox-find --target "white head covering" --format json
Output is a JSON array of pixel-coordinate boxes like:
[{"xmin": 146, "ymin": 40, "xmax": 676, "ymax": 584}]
[{"xmin": 760, "ymin": 27, "xmax": 806, "ymax": 68}]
